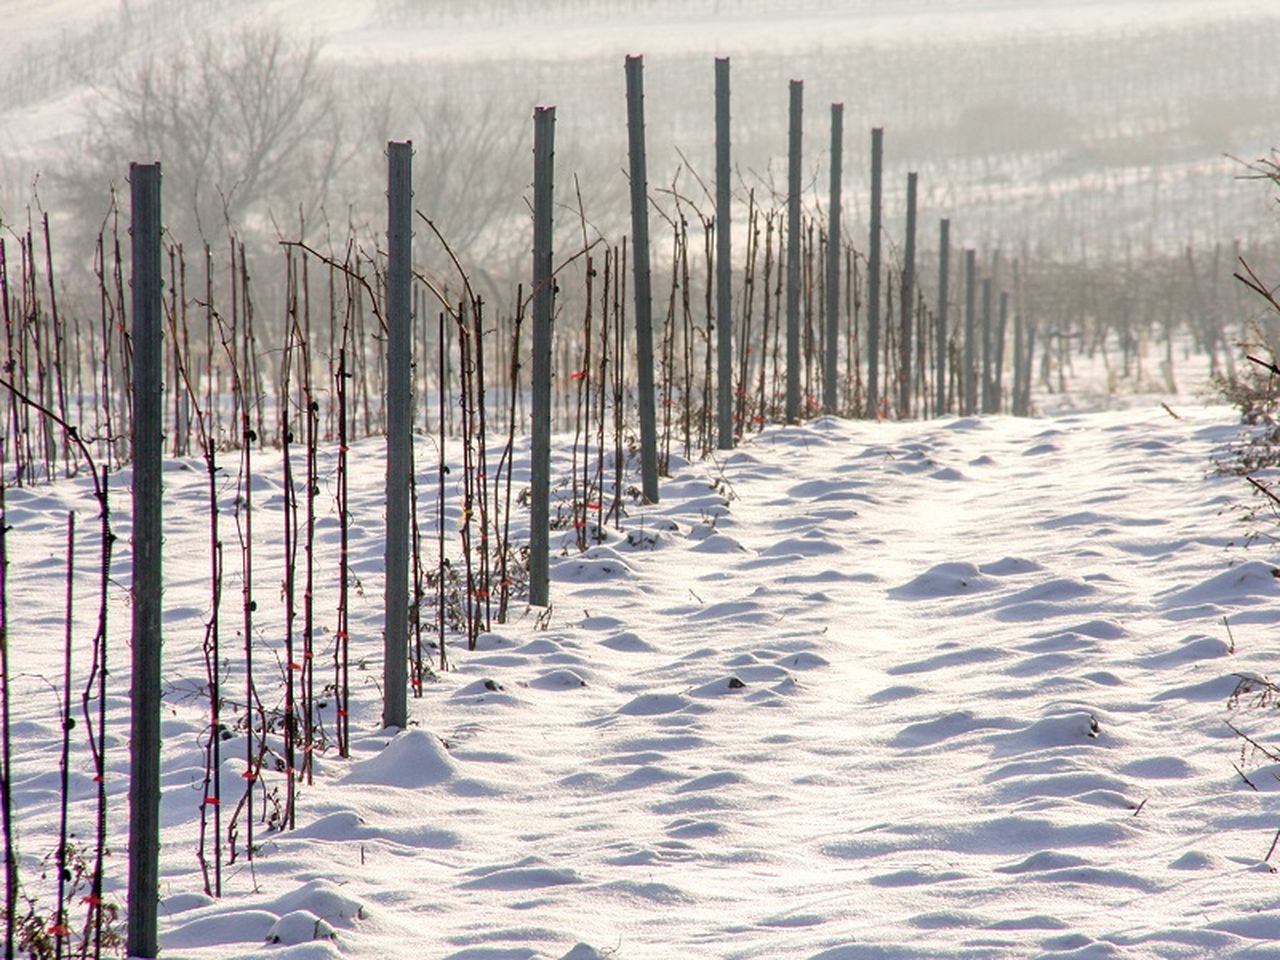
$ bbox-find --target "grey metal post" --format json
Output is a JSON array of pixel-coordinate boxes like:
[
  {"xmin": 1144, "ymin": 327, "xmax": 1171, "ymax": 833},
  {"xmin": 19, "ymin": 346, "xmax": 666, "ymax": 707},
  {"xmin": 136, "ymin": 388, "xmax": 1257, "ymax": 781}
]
[
  {"xmin": 995, "ymin": 289, "xmax": 1009, "ymax": 413},
  {"xmin": 899, "ymin": 171, "xmax": 917, "ymax": 418},
  {"xmin": 530, "ymin": 106, "xmax": 556, "ymax": 607},
  {"xmin": 785, "ymin": 79, "xmax": 803, "ymax": 423},
  {"xmin": 715, "ymin": 57, "xmax": 733, "ymax": 449},
  {"xmin": 981, "ymin": 276, "xmax": 993, "ymax": 413},
  {"xmin": 1013, "ymin": 298, "xmax": 1025, "ymax": 417},
  {"xmin": 625, "ymin": 56, "xmax": 660, "ymax": 502},
  {"xmin": 824, "ymin": 103, "xmax": 843, "ymax": 415},
  {"xmin": 383, "ymin": 140, "xmax": 412, "ymax": 729},
  {"xmin": 127, "ymin": 161, "xmax": 162, "ymax": 960},
  {"xmin": 867, "ymin": 127, "xmax": 883, "ymax": 417},
  {"xmin": 936, "ymin": 218, "xmax": 950, "ymax": 417},
  {"xmin": 963, "ymin": 248, "xmax": 976, "ymax": 415},
  {"xmin": 1022, "ymin": 323, "xmax": 1037, "ymax": 416}
]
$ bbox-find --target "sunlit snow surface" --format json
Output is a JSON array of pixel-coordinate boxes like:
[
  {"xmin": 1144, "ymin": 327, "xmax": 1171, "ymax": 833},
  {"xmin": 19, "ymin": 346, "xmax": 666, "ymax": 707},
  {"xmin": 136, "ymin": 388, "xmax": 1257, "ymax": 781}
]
[
  {"xmin": 3, "ymin": 0, "xmax": 1279, "ymax": 955},
  {"xmin": 9, "ymin": 394, "xmax": 1280, "ymax": 958}
]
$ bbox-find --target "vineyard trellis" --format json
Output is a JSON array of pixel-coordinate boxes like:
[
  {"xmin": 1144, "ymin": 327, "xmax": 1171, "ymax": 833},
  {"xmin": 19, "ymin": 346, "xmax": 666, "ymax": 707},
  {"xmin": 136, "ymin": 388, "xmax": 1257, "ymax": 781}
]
[{"xmin": 0, "ymin": 50, "xmax": 1259, "ymax": 959}]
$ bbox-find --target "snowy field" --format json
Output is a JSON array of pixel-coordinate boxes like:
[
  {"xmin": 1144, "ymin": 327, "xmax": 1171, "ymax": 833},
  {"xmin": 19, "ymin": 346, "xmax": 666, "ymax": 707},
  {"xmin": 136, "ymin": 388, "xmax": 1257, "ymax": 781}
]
[
  {"xmin": 8, "ymin": 379, "xmax": 1280, "ymax": 958},
  {"xmin": 5, "ymin": 1, "xmax": 1280, "ymax": 957}
]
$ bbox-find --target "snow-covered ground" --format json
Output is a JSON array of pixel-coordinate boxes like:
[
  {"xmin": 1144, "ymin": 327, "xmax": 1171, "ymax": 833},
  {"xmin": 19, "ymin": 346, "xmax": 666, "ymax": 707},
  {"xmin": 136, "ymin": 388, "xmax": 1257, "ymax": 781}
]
[
  {"xmin": 8, "ymin": 380, "xmax": 1280, "ymax": 958},
  {"xmin": 5, "ymin": 3, "xmax": 1280, "ymax": 956}
]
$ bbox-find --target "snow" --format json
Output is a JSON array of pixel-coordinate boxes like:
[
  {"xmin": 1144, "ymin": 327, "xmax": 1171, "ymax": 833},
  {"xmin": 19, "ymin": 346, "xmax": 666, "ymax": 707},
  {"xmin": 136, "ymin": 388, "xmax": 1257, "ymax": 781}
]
[
  {"xmin": 320, "ymin": 1, "xmax": 1275, "ymax": 64},
  {"xmin": 4, "ymin": 1, "xmax": 1280, "ymax": 956},
  {"xmin": 8, "ymin": 387, "xmax": 1280, "ymax": 958},
  {"xmin": 5, "ymin": 0, "xmax": 1269, "ymax": 65}
]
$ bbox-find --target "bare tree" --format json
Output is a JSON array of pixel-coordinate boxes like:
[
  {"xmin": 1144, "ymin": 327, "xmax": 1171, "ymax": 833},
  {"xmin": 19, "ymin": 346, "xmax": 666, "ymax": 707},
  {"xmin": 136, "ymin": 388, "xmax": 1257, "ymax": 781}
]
[
  {"xmin": 59, "ymin": 26, "xmax": 351, "ymax": 244},
  {"xmin": 347, "ymin": 75, "xmax": 534, "ymax": 301}
]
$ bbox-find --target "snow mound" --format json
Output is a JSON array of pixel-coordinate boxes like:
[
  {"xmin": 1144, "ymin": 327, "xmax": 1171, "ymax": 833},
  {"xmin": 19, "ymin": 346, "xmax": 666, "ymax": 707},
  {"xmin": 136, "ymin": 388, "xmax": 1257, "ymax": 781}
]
[
  {"xmin": 891, "ymin": 711, "xmax": 1018, "ymax": 748},
  {"xmin": 1161, "ymin": 559, "xmax": 1279, "ymax": 609},
  {"xmin": 991, "ymin": 710, "xmax": 1108, "ymax": 757},
  {"xmin": 688, "ymin": 676, "xmax": 750, "ymax": 698},
  {"xmin": 1169, "ymin": 850, "xmax": 1222, "ymax": 871},
  {"xmin": 528, "ymin": 668, "xmax": 589, "ymax": 690},
  {"xmin": 617, "ymin": 693, "xmax": 691, "ymax": 716},
  {"xmin": 1000, "ymin": 577, "xmax": 1096, "ymax": 605},
  {"xmin": 289, "ymin": 810, "xmax": 368, "ymax": 841},
  {"xmin": 460, "ymin": 858, "xmax": 582, "ymax": 891},
  {"xmin": 160, "ymin": 892, "xmax": 214, "ymax": 915},
  {"xmin": 890, "ymin": 561, "xmax": 996, "ymax": 599},
  {"xmin": 560, "ymin": 945, "xmax": 615, "ymax": 960},
  {"xmin": 1140, "ymin": 634, "xmax": 1231, "ymax": 669},
  {"xmin": 342, "ymin": 729, "xmax": 457, "ymax": 788},
  {"xmin": 979, "ymin": 556, "xmax": 1043, "ymax": 576},
  {"xmin": 265, "ymin": 910, "xmax": 338, "ymax": 945},
  {"xmin": 554, "ymin": 546, "xmax": 636, "ymax": 581},
  {"xmin": 689, "ymin": 532, "xmax": 748, "ymax": 553},
  {"xmin": 167, "ymin": 910, "xmax": 278, "ymax": 949},
  {"xmin": 600, "ymin": 630, "xmax": 657, "ymax": 652},
  {"xmin": 267, "ymin": 879, "xmax": 366, "ymax": 928},
  {"xmin": 759, "ymin": 534, "xmax": 846, "ymax": 558}
]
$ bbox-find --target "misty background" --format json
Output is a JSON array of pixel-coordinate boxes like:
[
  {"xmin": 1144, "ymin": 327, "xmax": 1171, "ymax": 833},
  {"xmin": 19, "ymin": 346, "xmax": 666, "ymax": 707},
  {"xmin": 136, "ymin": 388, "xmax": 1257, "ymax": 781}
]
[{"xmin": 2, "ymin": 0, "xmax": 1279, "ymax": 327}]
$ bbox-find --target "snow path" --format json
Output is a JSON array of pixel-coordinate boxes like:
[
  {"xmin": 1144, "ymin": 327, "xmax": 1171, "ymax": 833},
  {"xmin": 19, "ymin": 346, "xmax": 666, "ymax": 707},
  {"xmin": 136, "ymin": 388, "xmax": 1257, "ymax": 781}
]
[
  {"xmin": 473, "ymin": 408, "xmax": 1260, "ymax": 959},
  {"xmin": 9, "ymin": 403, "xmax": 1280, "ymax": 959},
  {"xmin": 302, "ymin": 406, "xmax": 1277, "ymax": 958}
]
